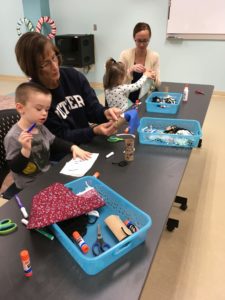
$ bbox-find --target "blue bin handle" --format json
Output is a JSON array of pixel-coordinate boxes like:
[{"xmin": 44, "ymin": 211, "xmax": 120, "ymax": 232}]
[{"xmin": 112, "ymin": 240, "xmax": 133, "ymax": 257}]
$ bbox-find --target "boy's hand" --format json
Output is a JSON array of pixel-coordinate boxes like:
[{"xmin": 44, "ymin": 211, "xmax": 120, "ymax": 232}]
[
  {"xmin": 71, "ymin": 145, "xmax": 92, "ymax": 160},
  {"xmin": 18, "ymin": 131, "xmax": 33, "ymax": 158}
]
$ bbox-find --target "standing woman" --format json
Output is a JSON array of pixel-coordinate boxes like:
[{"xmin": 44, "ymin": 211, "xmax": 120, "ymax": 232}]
[
  {"xmin": 119, "ymin": 22, "xmax": 160, "ymax": 103},
  {"xmin": 15, "ymin": 32, "xmax": 121, "ymax": 146}
]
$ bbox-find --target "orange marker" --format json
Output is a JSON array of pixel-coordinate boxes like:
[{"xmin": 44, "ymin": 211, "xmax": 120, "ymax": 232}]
[
  {"xmin": 72, "ymin": 231, "xmax": 89, "ymax": 254},
  {"xmin": 20, "ymin": 249, "xmax": 32, "ymax": 277},
  {"xmin": 93, "ymin": 171, "xmax": 100, "ymax": 178}
]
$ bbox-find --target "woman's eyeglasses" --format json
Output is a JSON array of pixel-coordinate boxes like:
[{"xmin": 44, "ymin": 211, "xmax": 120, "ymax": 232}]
[
  {"xmin": 40, "ymin": 54, "xmax": 61, "ymax": 69},
  {"xmin": 135, "ymin": 39, "xmax": 150, "ymax": 45}
]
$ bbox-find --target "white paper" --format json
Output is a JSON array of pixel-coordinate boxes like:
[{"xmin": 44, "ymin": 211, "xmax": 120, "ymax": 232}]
[{"xmin": 60, "ymin": 153, "xmax": 99, "ymax": 177}]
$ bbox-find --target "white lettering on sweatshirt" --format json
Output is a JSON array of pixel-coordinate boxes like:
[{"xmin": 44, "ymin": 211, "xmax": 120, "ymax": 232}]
[{"xmin": 55, "ymin": 95, "xmax": 85, "ymax": 119}]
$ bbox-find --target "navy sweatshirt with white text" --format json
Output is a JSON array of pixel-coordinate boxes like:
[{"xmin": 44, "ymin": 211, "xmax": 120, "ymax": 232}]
[{"xmin": 44, "ymin": 67, "xmax": 107, "ymax": 144}]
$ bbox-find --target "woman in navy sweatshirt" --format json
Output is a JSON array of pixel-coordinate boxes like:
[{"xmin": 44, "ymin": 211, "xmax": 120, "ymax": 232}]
[{"xmin": 15, "ymin": 32, "xmax": 121, "ymax": 145}]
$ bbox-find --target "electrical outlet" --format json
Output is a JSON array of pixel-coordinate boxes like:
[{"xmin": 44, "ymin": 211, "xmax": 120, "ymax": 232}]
[{"xmin": 93, "ymin": 24, "xmax": 97, "ymax": 31}]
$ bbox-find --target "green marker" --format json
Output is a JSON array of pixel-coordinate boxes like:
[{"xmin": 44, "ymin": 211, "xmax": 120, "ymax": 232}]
[
  {"xmin": 35, "ymin": 228, "xmax": 54, "ymax": 241},
  {"xmin": 21, "ymin": 219, "xmax": 54, "ymax": 241}
]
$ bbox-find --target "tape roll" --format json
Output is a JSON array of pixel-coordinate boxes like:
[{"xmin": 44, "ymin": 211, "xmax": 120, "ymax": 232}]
[
  {"xmin": 35, "ymin": 16, "xmax": 56, "ymax": 39},
  {"xmin": 16, "ymin": 17, "xmax": 35, "ymax": 36}
]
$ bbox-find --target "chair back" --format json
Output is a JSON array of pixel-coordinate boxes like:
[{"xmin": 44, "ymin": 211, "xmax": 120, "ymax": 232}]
[{"xmin": 0, "ymin": 109, "xmax": 20, "ymax": 187}]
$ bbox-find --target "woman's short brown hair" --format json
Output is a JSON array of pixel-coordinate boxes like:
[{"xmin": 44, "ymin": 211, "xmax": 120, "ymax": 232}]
[
  {"xmin": 133, "ymin": 22, "xmax": 151, "ymax": 38},
  {"xmin": 15, "ymin": 32, "xmax": 62, "ymax": 82}
]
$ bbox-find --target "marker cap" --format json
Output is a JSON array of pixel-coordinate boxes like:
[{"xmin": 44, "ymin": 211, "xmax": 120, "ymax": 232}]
[
  {"xmin": 21, "ymin": 218, "xmax": 29, "ymax": 226},
  {"xmin": 21, "ymin": 207, "xmax": 28, "ymax": 219}
]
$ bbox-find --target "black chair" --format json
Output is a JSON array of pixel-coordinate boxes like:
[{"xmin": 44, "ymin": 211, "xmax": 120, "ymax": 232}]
[{"xmin": 0, "ymin": 109, "xmax": 21, "ymax": 199}]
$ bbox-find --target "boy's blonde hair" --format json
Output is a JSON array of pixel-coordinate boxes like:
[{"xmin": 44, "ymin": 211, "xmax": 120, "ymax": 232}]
[
  {"xmin": 15, "ymin": 82, "xmax": 51, "ymax": 105},
  {"xmin": 103, "ymin": 58, "xmax": 126, "ymax": 90}
]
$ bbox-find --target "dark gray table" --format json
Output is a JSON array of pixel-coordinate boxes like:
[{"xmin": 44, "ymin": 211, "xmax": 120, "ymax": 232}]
[{"xmin": 0, "ymin": 83, "xmax": 213, "ymax": 300}]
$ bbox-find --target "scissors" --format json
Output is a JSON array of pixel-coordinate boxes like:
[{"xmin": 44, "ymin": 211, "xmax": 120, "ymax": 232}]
[
  {"xmin": 0, "ymin": 219, "xmax": 17, "ymax": 235},
  {"xmin": 92, "ymin": 224, "xmax": 110, "ymax": 256}
]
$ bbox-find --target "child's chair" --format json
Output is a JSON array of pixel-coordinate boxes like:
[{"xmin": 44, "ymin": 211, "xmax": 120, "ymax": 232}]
[{"xmin": 0, "ymin": 109, "xmax": 21, "ymax": 199}]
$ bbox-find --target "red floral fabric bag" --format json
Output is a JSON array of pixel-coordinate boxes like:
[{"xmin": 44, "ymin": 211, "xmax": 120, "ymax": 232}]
[{"xmin": 27, "ymin": 182, "xmax": 105, "ymax": 229}]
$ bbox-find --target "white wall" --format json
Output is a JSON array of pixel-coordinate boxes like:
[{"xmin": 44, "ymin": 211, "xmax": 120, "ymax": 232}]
[
  {"xmin": 0, "ymin": 0, "xmax": 24, "ymax": 77},
  {"xmin": 50, "ymin": 0, "xmax": 225, "ymax": 92},
  {"xmin": 0, "ymin": 0, "xmax": 225, "ymax": 91}
]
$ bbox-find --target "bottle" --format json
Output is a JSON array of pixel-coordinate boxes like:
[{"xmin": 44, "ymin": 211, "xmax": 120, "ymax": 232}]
[
  {"xmin": 20, "ymin": 249, "xmax": 32, "ymax": 277},
  {"xmin": 124, "ymin": 220, "xmax": 138, "ymax": 233},
  {"xmin": 72, "ymin": 231, "xmax": 89, "ymax": 254},
  {"xmin": 183, "ymin": 84, "xmax": 189, "ymax": 102}
]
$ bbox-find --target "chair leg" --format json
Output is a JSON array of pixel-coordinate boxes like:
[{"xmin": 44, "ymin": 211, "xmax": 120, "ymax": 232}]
[
  {"xmin": 167, "ymin": 218, "xmax": 179, "ymax": 231},
  {"xmin": 198, "ymin": 138, "xmax": 202, "ymax": 148},
  {"xmin": 166, "ymin": 195, "xmax": 188, "ymax": 232},
  {"xmin": 174, "ymin": 195, "xmax": 188, "ymax": 211}
]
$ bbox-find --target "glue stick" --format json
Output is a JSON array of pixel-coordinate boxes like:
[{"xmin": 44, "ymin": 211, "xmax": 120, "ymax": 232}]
[
  {"xmin": 124, "ymin": 220, "xmax": 139, "ymax": 233},
  {"xmin": 93, "ymin": 171, "xmax": 100, "ymax": 178},
  {"xmin": 72, "ymin": 231, "xmax": 89, "ymax": 254},
  {"xmin": 183, "ymin": 84, "xmax": 189, "ymax": 102},
  {"xmin": 20, "ymin": 249, "xmax": 32, "ymax": 277}
]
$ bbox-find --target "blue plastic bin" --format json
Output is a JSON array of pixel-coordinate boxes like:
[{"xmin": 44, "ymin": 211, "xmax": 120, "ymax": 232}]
[
  {"xmin": 50, "ymin": 176, "xmax": 152, "ymax": 275},
  {"xmin": 145, "ymin": 92, "xmax": 183, "ymax": 114},
  {"xmin": 137, "ymin": 117, "xmax": 202, "ymax": 148}
]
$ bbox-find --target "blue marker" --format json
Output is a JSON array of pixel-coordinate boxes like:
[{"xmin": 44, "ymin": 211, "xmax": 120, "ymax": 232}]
[
  {"xmin": 27, "ymin": 123, "xmax": 36, "ymax": 133},
  {"xmin": 15, "ymin": 194, "xmax": 28, "ymax": 219}
]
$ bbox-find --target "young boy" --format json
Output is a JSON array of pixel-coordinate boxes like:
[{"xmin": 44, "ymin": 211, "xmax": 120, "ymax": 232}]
[{"xmin": 4, "ymin": 82, "xmax": 91, "ymax": 190}]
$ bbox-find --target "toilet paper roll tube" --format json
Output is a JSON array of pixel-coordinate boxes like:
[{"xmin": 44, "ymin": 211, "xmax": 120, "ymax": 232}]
[
  {"xmin": 104, "ymin": 215, "xmax": 132, "ymax": 241},
  {"xmin": 114, "ymin": 116, "xmax": 126, "ymax": 130}
]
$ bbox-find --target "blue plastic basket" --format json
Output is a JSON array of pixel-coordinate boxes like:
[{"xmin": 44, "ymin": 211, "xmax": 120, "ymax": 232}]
[
  {"xmin": 50, "ymin": 176, "xmax": 152, "ymax": 275},
  {"xmin": 137, "ymin": 117, "xmax": 202, "ymax": 148},
  {"xmin": 146, "ymin": 92, "xmax": 183, "ymax": 114}
]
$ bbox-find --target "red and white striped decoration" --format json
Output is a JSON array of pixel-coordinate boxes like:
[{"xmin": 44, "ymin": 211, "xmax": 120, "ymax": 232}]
[{"xmin": 35, "ymin": 16, "xmax": 56, "ymax": 39}]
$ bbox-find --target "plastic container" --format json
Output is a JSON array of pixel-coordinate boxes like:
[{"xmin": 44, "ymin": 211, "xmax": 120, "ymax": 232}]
[
  {"xmin": 50, "ymin": 176, "xmax": 152, "ymax": 275},
  {"xmin": 137, "ymin": 117, "xmax": 202, "ymax": 148},
  {"xmin": 145, "ymin": 92, "xmax": 183, "ymax": 114}
]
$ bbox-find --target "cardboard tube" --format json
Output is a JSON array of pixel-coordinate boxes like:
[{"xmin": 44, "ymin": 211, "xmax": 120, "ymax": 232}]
[
  {"xmin": 124, "ymin": 138, "xmax": 135, "ymax": 161},
  {"xmin": 104, "ymin": 215, "xmax": 132, "ymax": 241},
  {"xmin": 114, "ymin": 117, "xmax": 126, "ymax": 130}
]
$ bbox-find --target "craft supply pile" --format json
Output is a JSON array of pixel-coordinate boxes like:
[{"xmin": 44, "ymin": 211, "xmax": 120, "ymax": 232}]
[
  {"xmin": 138, "ymin": 117, "xmax": 202, "ymax": 148},
  {"xmin": 145, "ymin": 92, "xmax": 183, "ymax": 114}
]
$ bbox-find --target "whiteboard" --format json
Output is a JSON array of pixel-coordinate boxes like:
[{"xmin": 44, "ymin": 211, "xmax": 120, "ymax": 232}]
[{"xmin": 167, "ymin": 0, "xmax": 225, "ymax": 40}]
